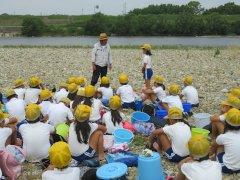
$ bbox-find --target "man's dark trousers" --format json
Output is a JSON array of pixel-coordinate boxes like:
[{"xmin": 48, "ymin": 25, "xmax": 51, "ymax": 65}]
[{"xmin": 91, "ymin": 65, "xmax": 108, "ymax": 86}]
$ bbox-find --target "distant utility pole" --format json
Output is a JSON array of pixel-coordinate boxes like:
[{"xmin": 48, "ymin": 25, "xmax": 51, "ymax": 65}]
[
  {"xmin": 82, "ymin": 8, "xmax": 83, "ymax": 15},
  {"xmin": 123, "ymin": 0, "xmax": 127, "ymax": 15}
]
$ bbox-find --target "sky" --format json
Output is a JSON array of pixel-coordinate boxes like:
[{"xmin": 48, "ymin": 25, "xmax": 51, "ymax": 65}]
[{"xmin": 1, "ymin": 0, "xmax": 240, "ymax": 15}]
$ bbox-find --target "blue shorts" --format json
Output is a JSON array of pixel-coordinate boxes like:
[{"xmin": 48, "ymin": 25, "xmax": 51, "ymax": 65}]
[
  {"xmin": 122, "ymin": 102, "xmax": 136, "ymax": 110},
  {"xmin": 165, "ymin": 148, "xmax": 188, "ymax": 163},
  {"xmin": 217, "ymin": 152, "xmax": 240, "ymax": 174},
  {"xmin": 143, "ymin": 68, "xmax": 153, "ymax": 80},
  {"xmin": 72, "ymin": 147, "xmax": 96, "ymax": 162}
]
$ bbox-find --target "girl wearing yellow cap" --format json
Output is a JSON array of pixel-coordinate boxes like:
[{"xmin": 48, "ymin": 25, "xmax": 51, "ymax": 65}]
[
  {"xmin": 141, "ymin": 44, "xmax": 153, "ymax": 89},
  {"xmin": 180, "ymin": 75, "xmax": 199, "ymax": 107},
  {"xmin": 68, "ymin": 105, "xmax": 106, "ymax": 163},
  {"xmin": 97, "ymin": 76, "xmax": 113, "ymax": 106},
  {"xmin": 13, "ymin": 78, "xmax": 26, "ymax": 100},
  {"xmin": 24, "ymin": 76, "xmax": 42, "ymax": 105},
  {"xmin": 67, "ymin": 83, "xmax": 78, "ymax": 101},
  {"xmin": 149, "ymin": 107, "xmax": 191, "ymax": 163},
  {"xmin": 102, "ymin": 96, "xmax": 125, "ymax": 134},
  {"xmin": 39, "ymin": 89, "xmax": 54, "ymax": 118},
  {"xmin": 214, "ymin": 108, "xmax": 240, "ymax": 173},
  {"xmin": 176, "ymin": 135, "xmax": 222, "ymax": 180}
]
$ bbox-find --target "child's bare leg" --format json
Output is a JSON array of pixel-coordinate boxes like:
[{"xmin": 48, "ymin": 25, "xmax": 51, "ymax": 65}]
[
  {"xmin": 158, "ymin": 133, "xmax": 171, "ymax": 152},
  {"xmin": 89, "ymin": 130, "xmax": 105, "ymax": 161},
  {"xmin": 217, "ymin": 145, "xmax": 224, "ymax": 154},
  {"xmin": 145, "ymin": 79, "xmax": 151, "ymax": 89},
  {"xmin": 176, "ymin": 171, "xmax": 186, "ymax": 180},
  {"xmin": 212, "ymin": 121, "xmax": 225, "ymax": 139}
]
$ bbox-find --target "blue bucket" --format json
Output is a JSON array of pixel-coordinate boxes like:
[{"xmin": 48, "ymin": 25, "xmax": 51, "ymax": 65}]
[
  {"xmin": 113, "ymin": 129, "xmax": 134, "ymax": 144},
  {"xmin": 131, "ymin": 111, "xmax": 150, "ymax": 123},
  {"xmin": 155, "ymin": 109, "xmax": 168, "ymax": 119},
  {"xmin": 135, "ymin": 101, "xmax": 143, "ymax": 111},
  {"xmin": 182, "ymin": 102, "xmax": 192, "ymax": 113}
]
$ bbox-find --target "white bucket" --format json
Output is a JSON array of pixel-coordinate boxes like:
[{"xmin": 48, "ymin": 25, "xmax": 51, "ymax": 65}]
[{"xmin": 193, "ymin": 113, "xmax": 211, "ymax": 128}]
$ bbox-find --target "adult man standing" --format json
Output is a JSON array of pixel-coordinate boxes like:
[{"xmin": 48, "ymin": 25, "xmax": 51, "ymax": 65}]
[{"xmin": 91, "ymin": 33, "xmax": 112, "ymax": 86}]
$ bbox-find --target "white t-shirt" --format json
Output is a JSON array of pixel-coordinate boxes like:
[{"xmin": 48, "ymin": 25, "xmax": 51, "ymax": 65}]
[
  {"xmin": 216, "ymin": 131, "xmax": 240, "ymax": 170},
  {"xmin": 14, "ymin": 88, "xmax": 26, "ymax": 100},
  {"xmin": 39, "ymin": 101, "xmax": 54, "ymax": 116},
  {"xmin": 88, "ymin": 99, "xmax": 103, "ymax": 122},
  {"xmin": 163, "ymin": 122, "xmax": 191, "ymax": 157},
  {"xmin": 6, "ymin": 97, "xmax": 26, "ymax": 122},
  {"xmin": 181, "ymin": 160, "xmax": 222, "ymax": 180},
  {"xmin": 68, "ymin": 122, "xmax": 98, "ymax": 156},
  {"xmin": 142, "ymin": 54, "xmax": 151, "ymax": 69},
  {"xmin": 19, "ymin": 122, "xmax": 54, "ymax": 162},
  {"xmin": 162, "ymin": 95, "xmax": 183, "ymax": 111},
  {"xmin": 153, "ymin": 86, "xmax": 166, "ymax": 101},
  {"xmin": 0, "ymin": 127, "xmax": 12, "ymax": 150},
  {"xmin": 182, "ymin": 86, "xmax": 199, "ymax": 105},
  {"xmin": 116, "ymin": 85, "xmax": 135, "ymax": 103},
  {"xmin": 219, "ymin": 114, "xmax": 226, "ymax": 122},
  {"xmin": 53, "ymin": 88, "xmax": 68, "ymax": 103},
  {"xmin": 47, "ymin": 103, "xmax": 74, "ymax": 127},
  {"xmin": 24, "ymin": 88, "xmax": 41, "ymax": 104},
  {"xmin": 98, "ymin": 87, "xmax": 113, "ymax": 100},
  {"xmin": 42, "ymin": 167, "xmax": 80, "ymax": 180},
  {"xmin": 102, "ymin": 111, "xmax": 125, "ymax": 134}
]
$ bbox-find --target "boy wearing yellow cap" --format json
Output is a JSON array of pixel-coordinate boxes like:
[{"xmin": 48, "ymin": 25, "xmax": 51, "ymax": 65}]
[
  {"xmin": 47, "ymin": 97, "xmax": 74, "ymax": 127},
  {"xmin": 24, "ymin": 76, "xmax": 42, "ymax": 104},
  {"xmin": 214, "ymin": 108, "xmax": 240, "ymax": 173},
  {"xmin": 13, "ymin": 78, "xmax": 26, "ymax": 100},
  {"xmin": 53, "ymin": 82, "xmax": 69, "ymax": 103},
  {"xmin": 176, "ymin": 135, "xmax": 222, "ymax": 180},
  {"xmin": 161, "ymin": 84, "xmax": 183, "ymax": 111},
  {"xmin": 116, "ymin": 73, "xmax": 136, "ymax": 110},
  {"xmin": 5, "ymin": 89, "xmax": 26, "ymax": 122},
  {"xmin": 141, "ymin": 44, "xmax": 153, "ymax": 89},
  {"xmin": 102, "ymin": 96, "xmax": 126, "ymax": 134},
  {"xmin": 42, "ymin": 142, "xmax": 80, "ymax": 180},
  {"xmin": 68, "ymin": 105, "xmax": 106, "ymax": 163},
  {"xmin": 67, "ymin": 83, "xmax": 78, "ymax": 101},
  {"xmin": 19, "ymin": 103, "xmax": 55, "ymax": 162},
  {"xmin": 149, "ymin": 107, "xmax": 191, "ymax": 163},
  {"xmin": 39, "ymin": 89, "xmax": 54, "ymax": 117},
  {"xmin": 180, "ymin": 75, "xmax": 199, "ymax": 107},
  {"xmin": 97, "ymin": 76, "xmax": 113, "ymax": 105}
]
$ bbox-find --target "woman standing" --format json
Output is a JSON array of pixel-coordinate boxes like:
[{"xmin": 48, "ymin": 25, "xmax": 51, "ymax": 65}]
[{"xmin": 141, "ymin": 44, "xmax": 153, "ymax": 89}]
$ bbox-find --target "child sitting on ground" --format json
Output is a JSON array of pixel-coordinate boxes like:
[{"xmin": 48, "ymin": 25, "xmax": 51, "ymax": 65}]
[
  {"xmin": 102, "ymin": 95, "xmax": 125, "ymax": 134},
  {"xmin": 149, "ymin": 107, "xmax": 191, "ymax": 163},
  {"xmin": 97, "ymin": 76, "xmax": 113, "ymax": 106},
  {"xmin": 68, "ymin": 104, "xmax": 106, "ymax": 164},
  {"xmin": 72, "ymin": 88, "xmax": 85, "ymax": 110},
  {"xmin": 13, "ymin": 78, "xmax": 26, "ymax": 100},
  {"xmin": 142, "ymin": 75, "xmax": 166, "ymax": 103},
  {"xmin": 24, "ymin": 76, "xmax": 42, "ymax": 104},
  {"xmin": 53, "ymin": 82, "xmax": 68, "ymax": 103},
  {"xmin": 83, "ymin": 85, "xmax": 103, "ymax": 123},
  {"xmin": 176, "ymin": 135, "xmax": 222, "ymax": 180},
  {"xmin": 180, "ymin": 75, "xmax": 199, "ymax": 107},
  {"xmin": 67, "ymin": 83, "xmax": 78, "ymax": 101},
  {"xmin": 19, "ymin": 103, "xmax": 55, "ymax": 163},
  {"xmin": 213, "ymin": 108, "xmax": 240, "ymax": 173},
  {"xmin": 116, "ymin": 73, "xmax": 136, "ymax": 110},
  {"xmin": 161, "ymin": 84, "xmax": 183, "ymax": 111},
  {"xmin": 42, "ymin": 142, "xmax": 80, "ymax": 180},
  {"xmin": 39, "ymin": 89, "xmax": 54, "ymax": 118}
]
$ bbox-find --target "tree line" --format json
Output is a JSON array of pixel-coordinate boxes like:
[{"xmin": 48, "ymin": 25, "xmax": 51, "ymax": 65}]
[{"xmin": 21, "ymin": 1, "xmax": 240, "ymax": 37}]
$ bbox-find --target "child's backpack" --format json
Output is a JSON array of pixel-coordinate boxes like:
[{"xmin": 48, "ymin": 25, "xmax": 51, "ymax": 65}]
[{"xmin": 0, "ymin": 145, "xmax": 26, "ymax": 180}]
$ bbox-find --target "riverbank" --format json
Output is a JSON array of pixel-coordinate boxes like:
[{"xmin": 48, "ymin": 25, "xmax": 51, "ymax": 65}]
[{"xmin": 0, "ymin": 47, "xmax": 239, "ymax": 179}]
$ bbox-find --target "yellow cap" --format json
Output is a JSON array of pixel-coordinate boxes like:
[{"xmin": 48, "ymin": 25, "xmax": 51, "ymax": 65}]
[
  {"xmin": 119, "ymin": 73, "xmax": 128, "ymax": 84},
  {"xmin": 168, "ymin": 107, "xmax": 183, "ymax": 119},
  {"xmin": 74, "ymin": 104, "xmax": 91, "ymax": 122},
  {"xmin": 154, "ymin": 75, "xmax": 164, "ymax": 84},
  {"xmin": 66, "ymin": 76, "xmax": 77, "ymax": 84},
  {"xmin": 228, "ymin": 88, "xmax": 240, "ymax": 98},
  {"xmin": 40, "ymin": 89, "xmax": 53, "ymax": 101},
  {"xmin": 60, "ymin": 97, "xmax": 71, "ymax": 106},
  {"xmin": 225, "ymin": 108, "xmax": 240, "ymax": 127},
  {"xmin": 109, "ymin": 95, "xmax": 121, "ymax": 110},
  {"xmin": 29, "ymin": 76, "xmax": 42, "ymax": 88},
  {"xmin": 5, "ymin": 89, "xmax": 16, "ymax": 98},
  {"xmin": 25, "ymin": 103, "xmax": 41, "ymax": 121},
  {"xmin": 59, "ymin": 82, "xmax": 68, "ymax": 89},
  {"xmin": 183, "ymin": 75, "xmax": 193, "ymax": 85},
  {"xmin": 14, "ymin": 79, "xmax": 24, "ymax": 88},
  {"xmin": 85, "ymin": 85, "xmax": 96, "ymax": 98},
  {"xmin": 75, "ymin": 76, "xmax": 85, "ymax": 86},
  {"xmin": 68, "ymin": 83, "xmax": 78, "ymax": 94},
  {"xmin": 77, "ymin": 88, "xmax": 85, "ymax": 97},
  {"xmin": 49, "ymin": 142, "xmax": 71, "ymax": 169},
  {"xmin": 227, "ymin": 96, "xmax": 240, "ymax": 109},
  {"xmin": 169, "ymin": 83, "xmax": 180, "ymax": 95},
  {"xmin": 188, "ymin": 135, "xmax": 210, "ymax": 159},
  {"xmin": 101, "ymin": 76, "xmax": 110, "ymax": 85},
  {"xmin": 141, "ymin": 43, "xmax": 151, "ymax": 51},
  {"xmin": 0, "ymin": 111, "xmax": 5, "ymax": 121},
  {"xmin": 99, "ymin": 33, "xmax": 108, "ymax": 41}
]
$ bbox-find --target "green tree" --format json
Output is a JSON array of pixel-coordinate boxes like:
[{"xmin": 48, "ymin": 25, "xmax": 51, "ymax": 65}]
[
  {"xmin": 186, "ymin": 1, "xmax": 204, "ymax": 15},
  {"xmin": 84, "ymin": 13, "xmax": 108, "ymax": 35},
  {"xmin": 205, "ymin": 13, "xmax": 229, "ymax": 35},
  {"xmin": 21, "ymin": 17, "xmax": 45, "ymax": 36},
  {"xmin": 234, "ymin": 20, "xmax": 240, "ymax": 35}
]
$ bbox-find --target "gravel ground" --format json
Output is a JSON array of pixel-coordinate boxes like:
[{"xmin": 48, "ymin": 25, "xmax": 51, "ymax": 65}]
[{"xmin": 0, "ymin": 46, "xmax": 239, "ymax": 179}]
